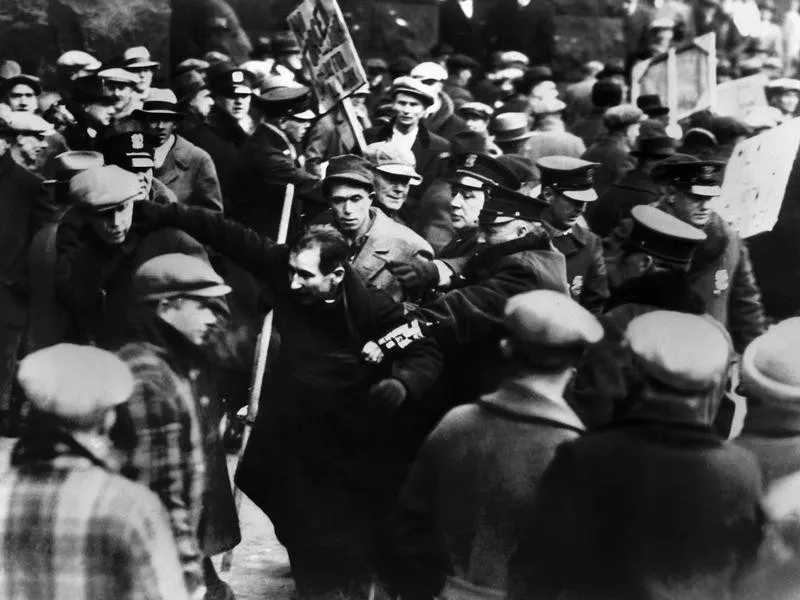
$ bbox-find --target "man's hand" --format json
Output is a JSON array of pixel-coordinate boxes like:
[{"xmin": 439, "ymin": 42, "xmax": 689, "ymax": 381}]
[
  {"xmin": 368, "ymin": 378, "xmax": 407, "ymax": 412},
  {"xmin": 361, "ymin": 341, "xmax": 385, "ymax": 365},
  {"xmin": 388, "ymin": 259, "xmax": 439, "ymax": 293}
]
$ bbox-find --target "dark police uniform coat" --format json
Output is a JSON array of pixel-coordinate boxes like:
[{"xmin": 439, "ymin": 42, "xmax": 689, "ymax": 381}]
[
  {"xmin": 508, "ymin": 412, "xmax": 765, "ymax": 600},
  {"xmin": 605, "ymin": 211, "xmax": 766, "ymax": 353},
  {"xmin": 389, "ymin": 382, "xmax": 585, "ymax": 597},
  {"xmin": 543, "ymin": 219, "xmax": 608, "ymax": 315}
]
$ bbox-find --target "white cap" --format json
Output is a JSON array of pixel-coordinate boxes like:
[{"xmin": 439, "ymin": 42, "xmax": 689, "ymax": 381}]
[{"xmin": 410, "ymin": 61, "xmax": 448, "ymax": 82}]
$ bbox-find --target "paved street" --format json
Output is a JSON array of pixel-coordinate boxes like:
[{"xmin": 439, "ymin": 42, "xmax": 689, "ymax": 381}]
[{"xmin": 0, "ymin": 438, "xmax": 294, "ymax": 600}]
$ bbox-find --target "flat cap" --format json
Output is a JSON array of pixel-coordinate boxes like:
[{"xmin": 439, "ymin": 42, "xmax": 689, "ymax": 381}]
[
  {"xmin": 56, "ymin": 51, "xmax": 102, "ymax": 76},
  {"xmin": 0, "ymin": 112, "xmax": 55, "ymax": 136},
  {"xmin": 365, "ymin": 58, "xmax": 389, "ymax": 71},
  {"xmin": 123, "ymin": 46, "xmax": 159, "ymax": 70},
  {"xmin": 97, "ymin": 66, "xmax": 138, "ymax": 85},
  {"xmin": 604, "ymin": 104, "xmax": 645, "ymax": 131},
  {"xmin": 324, "ymin": 154, "xmax": 375, "ymax": 192},
  {"xmin": 410, "ymin": 62, "xmax": 448, "ymax": 82},
  {"xmin": 451, "ymin": 153, "xmax": 521, "ymax": 190},
  {"xmin": 531, "ymin": 97, "xmax": 566, "ymax": 116},
  {"xmin": 102, "ymin": 132, "xmax": 156, "ymax": 170},
  {"xmin": 174, "ymin": 58, "xmax": 211, "ymax": 77},
  {"xmin": 626, "ymin": 311, "xmax": 731, "ymax": 392},
  {"xmin": 256, "ymin": 85, "xmax": 316, "ymax": 120},
  {"xmin": 18, "ymin": 344, "xmax": 134, "ymax": 428},
  {"xmin": 742, "ymin": 318, "xmax": 800, "ymax": 404},
  {"xmin": 68, "ymin": 165, "xmax": 142, "ymax": 211},
  {"xmin": 489, "ymin": 112, "xmax": 533, "ymax": 143},
  {"xmin": 391, "ymin": 76, "xmax": 436, "ymax": 107},
  {"xmin": 766, "ymin": 78, "xmax": 800, "ymax": 93},
  {"xmin": 446, "ymin": 54, "xmax": 480, "ymax": 72},
  {"xmin": 134, "ymin": 254, "xmax": 231, "ymax": 301},
  {"xmin": 457, "ymin": 102, "xmax": 493, "ymax": 121},
  {"xmin": 207, "ymin": 68, "xmax": 254, "ymax": 96},
  {"xmin": 651, "ymin": 159, "xmax": 724, "ymax": 197},
  {"xmin": 365, "ymin": 142, "xmax": 422, "ymax": 184},
  {"xmin": 504, "ymin": 289, "xmax": 603, "ymax": 367},
  {"xmin": 538, "ymin": 156, "xmax": 600, "ymax": 202},
  {"xmin": 497, "ymin": 51, "xmax": 529, "ymax": 68},
  {"xmin": 650, "ymin": 17, "xmax": 675, "ymax": 30},
  {"xmin": 43, "ymin": 150, "xmax": 104, "ymax": 185},
  {"xmin": 628, "ymin": 205, "xmax": 707, "ymax": 269},
  {"xmin": 479, "ymin": 184, "xmax": 548, "ymax": 225}
]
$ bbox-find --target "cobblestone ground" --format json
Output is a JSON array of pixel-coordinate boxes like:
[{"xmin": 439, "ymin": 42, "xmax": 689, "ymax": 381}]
[{"xmin": 0, "ymin": 439, "xmax": 294, "ymax": 600}]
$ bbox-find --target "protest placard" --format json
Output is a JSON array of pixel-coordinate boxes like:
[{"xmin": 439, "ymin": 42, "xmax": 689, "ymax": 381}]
[
  {"xmin": 713, "ymin": 118, "xmax": 800, "ymax": 238},
  {"xmin": 287, "ymin": 0, "xmax": 368, "ymax": 115},
  {"xmin": 716, "ymin": 74, "xmax": 769, "ymax": 120},
  {"xmin": 631, "ymin": 33, "xmax": 716, "ymax": 122}
]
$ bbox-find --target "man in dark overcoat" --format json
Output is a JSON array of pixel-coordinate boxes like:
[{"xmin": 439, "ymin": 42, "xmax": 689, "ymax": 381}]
[
  {"xmin": 131, "ymin": 202, "xmax": 443, "ymax": 599},
  {"xmin": 388, "ymin": 290, "xmax": 603, "ymax": 599},
  {"xmin": 509, "ymin": 310, "xmax": 765, "ymax": 600}
]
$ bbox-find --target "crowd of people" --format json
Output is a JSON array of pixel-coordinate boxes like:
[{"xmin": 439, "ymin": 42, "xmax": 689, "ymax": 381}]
[{"xmin": 3, "ymin": 0, "xmax": 800, "ymax": 599}]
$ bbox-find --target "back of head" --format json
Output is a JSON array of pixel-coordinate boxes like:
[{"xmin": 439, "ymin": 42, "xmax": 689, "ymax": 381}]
[
  {"xmin": 290, "ymin": 225, "xmax": 349, "ymax": 275},
  {"xmin": 742, "ymin": 317, "xmax": 800, "ymax": 405},
  {"xmin": 592, "ymin": 80, "xmax": 623, "ymax": 109}
]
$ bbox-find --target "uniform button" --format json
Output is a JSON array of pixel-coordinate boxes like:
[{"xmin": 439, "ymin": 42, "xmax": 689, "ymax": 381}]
[{"xmin": 200, "ymin": 396, "xmax": 210, "ymax": 407}]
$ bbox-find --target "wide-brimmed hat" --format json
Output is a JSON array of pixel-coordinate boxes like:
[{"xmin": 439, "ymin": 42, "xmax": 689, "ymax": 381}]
[
  {"xmin": 631, "ymin": 134, "xmax": 677, "ymax": 158},
  {"xmin": 133, "ymin": 88, "xmax": 184, "ymax": 119},
  {"xmin": 123, "ymin": 46, "xmax": 160, "ymax": 70},
  {"xmin": 489, "ymin": 112, "xmax": 533, "ymax": 143},
  {"xmin": 636, "ymin": 94, "xmax": 669, "ymax": 117}
]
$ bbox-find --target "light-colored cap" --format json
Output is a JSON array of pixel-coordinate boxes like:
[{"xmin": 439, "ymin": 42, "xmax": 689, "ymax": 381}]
[
  {"xmin": 134, "ymin": 254, "xmax": 231, "ymax": 301},
  {"xmin": 742, "ymin": 317, "xmax": 800, "ymax": 404},
  {"xmin": 98, "ymin": 67, "xmax": 138, "ymax": 85},
  {"xmin": 0, "ymin": 111, "xmax": 55, "ymax": 136},
  {"xmin": 391, "ymin": 76, "xmax": 436, "ymax": 106},
  {"xmin": 626, "ymin": 311, "xmax": 731, "ymax": 392},
  {"xmin": 56, "ymin": 50, "xmax": 102, "ymax": 71},
  {"xmin": 532, "ymin": 97, "xmax": 567, "ymax": 115},
  {"xmin": 364, "ymin": 141, "xmax": 422, "ymax": 184},
  {"xmin": 123, "ymin": 46, "xmax": 159, "ymax": 69},
  {"xmin": 68, "ymin": 165, "xmax": 142, "ymax": 211},
  {"xmin": 18, "ymin": 344, "xmax": 134, "ymax": 428},
  {"xmin": 603, "ymin": 104, "xmax": 645, "ymax": 130},
  {"xmin": 410, "ymin": 61, "xmax": 448, "ymax": 82},
  {"xmin": 767, "ymin": 78, "xmax": 800, "ymax": 93},
  {"xmin": 650, "ymin": 17, "xmax": 675, "ymax": 29}
]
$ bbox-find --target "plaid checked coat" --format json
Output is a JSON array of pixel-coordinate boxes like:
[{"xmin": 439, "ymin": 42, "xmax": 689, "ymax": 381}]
[
  {"xmin": 0, "ymin": 450, "xmax": 190, "ymax": 600},
  {"xmin": 117, "ymin": 340, "xmax": 206, "ymax": 596}
]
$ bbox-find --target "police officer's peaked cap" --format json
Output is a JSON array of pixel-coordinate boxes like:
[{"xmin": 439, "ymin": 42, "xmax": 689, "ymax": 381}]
[
  {"xmin": 537, "ymin": 156, "xmax": 600, "ymax": 202},
  {"xmin": 479, "ymin": 184, "xmax": 548, "ymax": 225},
  {"xmin": 628, "ymin": 205, "xmax": 707, "ymax": 269},
  {"xmin": 651, "ymin": 159, "xmax": 725, "ymax": 197},
  {"xmin": 451, "ymin": 153, "xmax": 521, "ymax": 190}
]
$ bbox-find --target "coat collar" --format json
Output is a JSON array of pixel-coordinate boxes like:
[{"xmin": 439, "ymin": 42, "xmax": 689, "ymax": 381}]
[
  {"xmin": 375, "ymin": 119, "xmax": 432, "ymax": 148},
  {"xmin": 479, "ymin": 380, "xmax": 585, "ymax": 433},
  {"xmin": 156, "ymin": 135, "xmax": 192, "ymax": 183}
]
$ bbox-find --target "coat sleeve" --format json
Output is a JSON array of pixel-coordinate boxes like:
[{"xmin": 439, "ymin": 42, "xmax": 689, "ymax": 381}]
[
  {"xmin": 133, "ymin": 202, "xmax": 286, "ymax": 292},
  {"xmin": 580, "ymin": 236, "xmax": 610, "ymax": 315},
  {"xmin": 192, "ymin": 150, "xmax": 224, "ymax": 212},
  {"xmin": 372, "ymin": 287, "xmax": 443, "ymax": 402},
  {"xmin": 417, "ymin": 256, "xmax": 541, "ymax": 344},
  {"xmin": 303, "ymin": 116, "xmax": 337, "ymax": 177},
  {"xmin": 729, "ymin": 240, "xmax": 766, "ymax": 354}
]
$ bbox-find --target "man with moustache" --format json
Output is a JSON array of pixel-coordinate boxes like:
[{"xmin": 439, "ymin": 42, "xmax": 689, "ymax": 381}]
[{"xmin": 134, "ymin": 88, "xmax": 223, "ymax": 212}]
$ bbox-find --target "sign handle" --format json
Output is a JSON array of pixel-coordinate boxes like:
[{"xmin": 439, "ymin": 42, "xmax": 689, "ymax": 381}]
[
  {"xmin": 341, "ymin": 96, "xmax": 368, "ymax": 155},
  {"xmin": 666, "ymin": 47, "xmax": 679, "ymax": 130},
  {"xmin": 221, "ymin": 183, "xmax": 295, "ymax": 573}
]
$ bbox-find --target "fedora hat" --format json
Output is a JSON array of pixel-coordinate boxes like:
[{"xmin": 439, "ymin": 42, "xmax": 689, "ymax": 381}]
[
  {"xmin": 489, "ymin": 112, "xmax": 533, "ymax": 144},
  {"xmin": 636, "ymin": 94, "xmax": 669, "ymax": 117},
  {"xmin": 133, "ymin": 88, "xmax": 184, "ymax": 119},
  {"xmin": 631, "ymin": 134, "xmax": 677, "ymax": 158}
]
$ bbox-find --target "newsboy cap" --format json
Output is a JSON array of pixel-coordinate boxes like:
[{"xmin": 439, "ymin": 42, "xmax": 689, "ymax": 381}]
[
  {"xmin": 68, "ymin": 165, "xmax": 142, "ymax": 211},
  {"xmin": 365, "ymin": 142, "xmax": 422, "ymax": 184},
  {"xmin": 626, "ymin": 311, "xmax": 731, "ymax": 392},
  {"xmin": 604, "ymin": 104, "xmax": 645, "ymax": 131},
  {"xmin": 18, "ymin": 343, "xmax": 134, "ymax": 429},
  {"xmin": 390, "ymin": 76, "xmax": 436, "ymax": 107},
  {"xmin": 410, "ymin": 61, "xmax": 448, "ymax": 82},
  {"xmin": 504, "ymin": 289, "xmax": 604, "ymax": 368},
  {"xmin": 134, "ymin": 254, "xmax": 231, "ymax": 302},
  {"xmin": 323, "ymin": 154, "xmax": 375, "ymax": 193},
  {"xmin": 741, "ymin": 317, "xmax": 800, "ymax": 404}
]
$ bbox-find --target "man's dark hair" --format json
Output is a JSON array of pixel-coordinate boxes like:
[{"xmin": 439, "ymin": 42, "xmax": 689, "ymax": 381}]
[{"xmin": 290, "ymin": 225, "xmax": 349, "ymax": 275}]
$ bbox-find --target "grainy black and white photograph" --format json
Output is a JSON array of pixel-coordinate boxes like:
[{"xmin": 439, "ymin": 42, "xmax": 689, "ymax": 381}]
[{"xmin": 0, "ymin": 0, "xmax": 799, "ymax": 598}]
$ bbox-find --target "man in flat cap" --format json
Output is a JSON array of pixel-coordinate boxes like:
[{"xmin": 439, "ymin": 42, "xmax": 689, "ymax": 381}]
[
  {"xmin": 389, "ymin": 290, "xmax": 602, "ymax": 599},
  {"xmin": 130, "ymin": 200, "xmax": 442, "ymax": 597},
  {"xmin": 606, "ymin": 158, "xmax": 766, "ymax": 354},
  {"xmin": 134, "ymin": 88, "xmax": 223, "ymax": 212},
  {"xmin": 318, "ymin": 154, "xmax": 433, "ymax": 302},
  {"xmin": 54, "ymin": 165, "xmax": 208, "ymax": 348},
  {"xmin": 538, "ymin": 156, "xmax": 609, "ymax": 314},
  {"xmin": 117, "ymin": 254, "xmax": 238, "ymax": 600},
  {"xmin": 0, "ymin": 111, "xmax": 55, "ymax": 174},
  {"xmin": 98, "ymin": 65, "xmax": 142, "ymax": 130},
  {"xmin": 364, "ymin": 141, "xmax": 424, "ymax": 225},
  {"xmin": 0, "ymin": 343, "xmax": 190, "ymax": 600},
  {"xmin": 589, "ymin": 130, "xmax": 677, "ymax": 237},
  {"xmin": 509, "ymin": 310, "xmax": 763, "ymax": 600},
  {"xmin": 229, "ymin": 84, "xmax": 321, "ymax": 238},
  {"xmin": 582, "ymin": 103, "xmax": 644, "ymax": 196},
  {"xmin": 365, "ymin": 76, "xmax": 451, "ymax": 217},
  {"xmin": 410, "ymin": 61, "xmax": 469, "ymax": 143},
  {"xmin": 457, "ymin": 102, "xmax": 500, "ymax": 154},
  {"xmin": 0, "ymin": 111, "xmax": 52, "ymax": 433}
]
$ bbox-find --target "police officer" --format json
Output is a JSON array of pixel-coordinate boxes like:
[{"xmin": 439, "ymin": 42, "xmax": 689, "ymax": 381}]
[
  {"xmin": 102, "ymin": 131, "xmax": 178, "ymax": 204},
  {"xmin": 607, "ymin": 158, "xmax": 766, "ymax": 353},
  {"xmin": 538, "ymin": 156, "xmax": 609, "ymax": 314},
  {"xmin": 230, "ymin": 84, "xmax": 321, "ymax": 238},
  {"xmin": 206, "ymin": 68, "xmax": 257, "ymax": 147}
]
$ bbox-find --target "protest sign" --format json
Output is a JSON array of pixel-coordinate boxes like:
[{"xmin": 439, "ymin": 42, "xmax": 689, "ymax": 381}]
[
  {"xmin": 287, "ymin": 0, "xmax": 368, "ymax": 115},
  {"xmin": 713, "ymin": 118, "xmax": 800, "ymax": 238},
  {"xmin": 716, "ymin": 74, "xmax": 769, "ymax": 120},
  {"xmin": 631, "ymin": 33, "xmax": 716, "ymax": 122}
]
